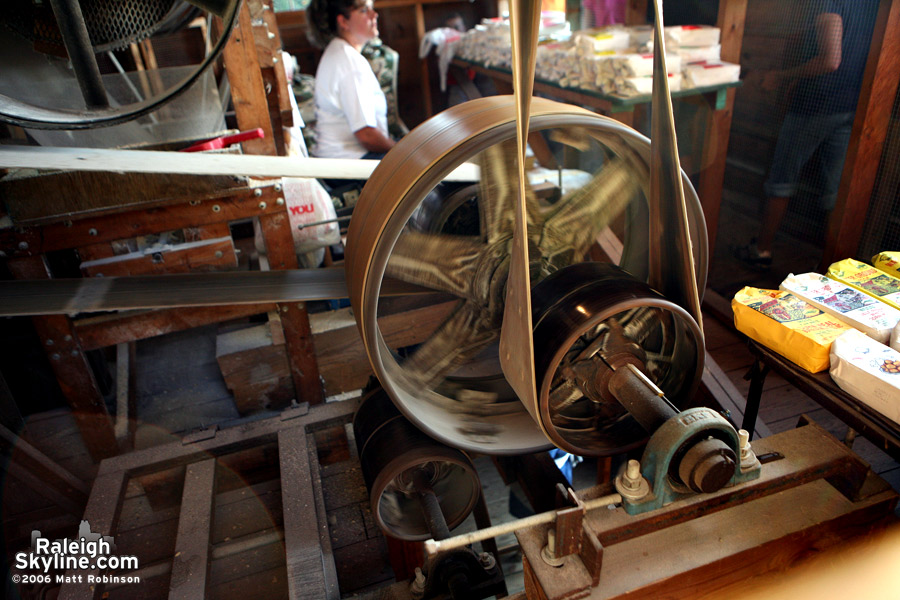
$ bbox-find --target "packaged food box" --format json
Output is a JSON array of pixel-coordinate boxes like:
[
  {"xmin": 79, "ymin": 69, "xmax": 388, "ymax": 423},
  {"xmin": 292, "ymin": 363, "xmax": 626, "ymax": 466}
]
[
  {"xmin": 664, "ymin": 25, "xmax": 721, "ymax": 48},
  {"xmin": 828, "ymin": 258, "xmax": 900, "ymax": 310},
  {"xmin": 830, "ymin": 328, "xmax": 900, "ymax": 425},
  {"xmin": 733, "ymin": 286, "xmax": 852, "ymax": 373},
  {"xmin": 682, "ymin": 60, "xmax": 741, "ymax": 88},
  {"xmin": 872, "ymin": 251, "xmax": 900, "ymax": 278},
  {"xmin": 780, "ymin": 272, "xmax": 900, "ymax": 344}
]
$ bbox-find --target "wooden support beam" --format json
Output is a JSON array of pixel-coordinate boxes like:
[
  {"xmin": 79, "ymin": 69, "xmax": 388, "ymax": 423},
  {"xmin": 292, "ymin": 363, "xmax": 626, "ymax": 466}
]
[
  {"xmin": 0, "ymin": 146, "xmax": 479, "ymax": 182},
  {"xmin": 169, "ymin": 459, "xmax": 217, "ymax": 600},
  {"xmin": 75, "ymin": 304, "xmax": 275, "ymax": 351},
  {"xmin": 278, "ymin": 426, "xmax": 339, "ymax": 599},
  {"xmin": 222, "ymin": 2, "xmax": 277, "ymax": 156},
  {"xmin": 0, "ymin": 423, "xmax": 90, "ymax": 517},
  {"xmin": 6, "ymin": 256, "xmax": 118, "ymax": 461},
  {"xmin": 58, "ymin": 470, "xmax": 129, "ymax": 600},
  {"xmin": 1, "ymin": 185, "xmax": 283, "ymax": 257},
  {"xmin": 821, "ymin": 0, "xmax": 900, "ymax": 267},
  {"xmin": 259, "ymin": 210, "xmax": 325, "ymax": 404}
]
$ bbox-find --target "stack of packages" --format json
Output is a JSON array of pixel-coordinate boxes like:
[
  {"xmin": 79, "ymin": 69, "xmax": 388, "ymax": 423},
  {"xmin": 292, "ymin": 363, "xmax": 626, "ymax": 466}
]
[
  {"xmin": 732, "ymin": 253, "xmax": 900, "ymax": 425},
  {"xmin": 456, "ymin": 21, "xmax": 740, "ymax": 97},
  {"xmin": 456, "ymin": 13, "xmax": 571, "ymax": 69},
  {"xmin": 663, "ymin": 25, "xmax": 740, "ymax": 90}
]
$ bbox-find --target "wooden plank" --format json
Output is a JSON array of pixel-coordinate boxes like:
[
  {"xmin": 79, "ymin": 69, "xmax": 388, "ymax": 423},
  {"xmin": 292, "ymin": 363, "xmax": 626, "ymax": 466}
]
[
  {"xmin": 592, "ymin": 481, "xmax": 895, "ymax": 599},
  {"xmin": 0, "ymin": 423, "xmax": 89, "ymax": 516},
  {"xmin": 307, "ymin": 432, "xmax": 341, "ymax": 598},
  {"xmin": 1, "ymin": 171, "xmax": 248, "ymax": 225},
  {"xmin": 75, "ymin": 304, "xmax": 276, "ymax": 351},
  {"xmin": 312, "ymin": 301, "xmax": 458, "ymax": 396},
  {"xmin": 169, "ymin": 459, "xmax": 217, "ymax": 600},
  {"xmin": 223, "ymin": 2, "xmax": 277, "ymax": 156},
  {"xmin": 97, "ymin": 398, "xmax": 357, "ymax": 479},
  {"xmin": 114, "ymin": 343, "xmax": 135, "ymax": 447},
  {"xmin": 58, "ymin": 470, "xmax": 129, "ymax": 600},
  {"xmin": 822, "ymin": 0, "xmax": 900, "ymax": 266},
  {"xmin": 80, "ymin": 237, "xmax": 237, "ymax": 277},
  {"xmin": 0, "ymin": 146, "xmax": 480, "ymax": 181},
  {"xmin": 278, "ymin": 426, "xmax": 336, "ymax": 599},
  {"xmin": 1, "ymin": 185, "xmax": 281, "ymax": 257},
  {"xmin": 258, "ymin": 208, "xmax": 325, "ymax": 404}
]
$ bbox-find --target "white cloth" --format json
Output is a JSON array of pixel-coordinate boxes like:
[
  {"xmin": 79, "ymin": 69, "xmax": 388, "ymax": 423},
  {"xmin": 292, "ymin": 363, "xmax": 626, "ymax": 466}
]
[
  {"xmin": 419, "ymin": 27, "xmax": 461, "ymax": 92},
  {"xmin": 313, "ymin": 38, "xmax": 388, "ymax": 159}
]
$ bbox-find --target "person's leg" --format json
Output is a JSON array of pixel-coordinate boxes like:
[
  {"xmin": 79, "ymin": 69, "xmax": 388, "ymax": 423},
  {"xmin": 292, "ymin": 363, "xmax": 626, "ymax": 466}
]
[
  {"xmin": 738, "ymin": 112, "xmax": 828, "ymax": 266},
  {"xmin": 756, "ymin": 195, "xmax": 791, "ymax": 255},
  {"xmin": 815, "ymin": 112, "xmax": 855, "ymax": 211}
]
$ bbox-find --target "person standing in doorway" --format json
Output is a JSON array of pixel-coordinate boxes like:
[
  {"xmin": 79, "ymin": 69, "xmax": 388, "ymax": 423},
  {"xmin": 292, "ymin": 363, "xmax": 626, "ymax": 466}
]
[{"xmin": 735, "ymin": 0, "xmax": 878, "ymax": 270}]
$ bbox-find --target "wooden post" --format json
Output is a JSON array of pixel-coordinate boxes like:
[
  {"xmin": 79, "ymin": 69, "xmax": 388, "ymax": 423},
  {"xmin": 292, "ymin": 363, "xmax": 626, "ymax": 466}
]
[
  {"xmin": 695, "ymin": 0, "xmax": 747, "ymax": 255},
  {"xmin": 6, "ymin": 256, "xmax": 119, "ymax": 461},
  {"xmin": 821, "ymin": 0, "xmax": 900, "ymax": 267},
  {"xmin": 258, "ymin": 210, "xmax": 324, "ymax": 404},
  {"xmin": 222, "ymin": 1, "xmax": 277, "ymax": 156}
]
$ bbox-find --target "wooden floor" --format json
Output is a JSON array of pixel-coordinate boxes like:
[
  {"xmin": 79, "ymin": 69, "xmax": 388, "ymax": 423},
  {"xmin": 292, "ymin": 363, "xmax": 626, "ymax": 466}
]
[{"xmin": 4, "ymin": 296, "xmax": 900, "ymax": 598}]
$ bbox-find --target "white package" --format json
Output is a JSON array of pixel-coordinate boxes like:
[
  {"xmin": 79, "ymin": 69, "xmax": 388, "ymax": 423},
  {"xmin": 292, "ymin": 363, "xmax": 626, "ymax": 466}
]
[
  {"xmin": 664, "ymin": 25, "xmax": 721, "ymax": 47},
  {"xmin": 830, "ymin": 329, "xmax": 900, "ymax": 425},
  {"xmin": 683, "ymin": 60, "xmax": 740, "ymax": 88},
  {"xmin": 780, "ymin": 272, "xmax": 900, "ymax": 345}
]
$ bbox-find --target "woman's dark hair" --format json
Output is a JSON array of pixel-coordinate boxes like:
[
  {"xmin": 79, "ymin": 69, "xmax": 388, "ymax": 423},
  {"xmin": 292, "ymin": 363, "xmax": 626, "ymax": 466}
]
[{"xmin": 306, "ymin": 0, "xmax": 360, "ymax": 48}]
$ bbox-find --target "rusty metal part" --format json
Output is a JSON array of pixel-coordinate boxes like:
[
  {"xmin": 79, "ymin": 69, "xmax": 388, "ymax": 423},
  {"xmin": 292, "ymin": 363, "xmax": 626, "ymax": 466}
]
[
  {"xmin": 344, "ymin": 96, "xmax": 707, "ymax": 455},
  {"xmin": 531, "ymin": 262, "xmax": 703, "ymax": 456},
  {"xmin": 676, "ymin": 436, "xmax": 736, "ymax": 494},
  {"xmin": 353, "ymin": 388, "xmax": 481, "ymax": 541}
]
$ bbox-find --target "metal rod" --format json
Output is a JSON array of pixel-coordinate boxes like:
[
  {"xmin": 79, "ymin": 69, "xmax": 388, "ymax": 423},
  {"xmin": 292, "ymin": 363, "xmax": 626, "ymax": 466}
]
[
  {"xmin": 413, "ymin": 468, "xmax": 452, "ymax": 541},
  {"xmin": 424, "ymin": 492, "xmax": 622, "ymax": 556},
  {"xmin": 48, "ymin": 0, "xmax": 109, "ymax": 109},
  {"xmin": 297, "ymin": 215, "xmax": 353, "ymax": 230},
  {"xmin": 608, "ymin": 363, "xmax": 678, "ymax": 433}
]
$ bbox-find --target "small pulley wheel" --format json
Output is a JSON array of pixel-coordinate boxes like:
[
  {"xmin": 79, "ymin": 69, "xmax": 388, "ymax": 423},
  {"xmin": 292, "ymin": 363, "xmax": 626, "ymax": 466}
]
[
  {"xmin": 353, "ymin": 388, "xmax": 481, "ymax": 541},
  {"xmin": 532, "ymin": 262, "xmax": 704, "ymax": 456}
]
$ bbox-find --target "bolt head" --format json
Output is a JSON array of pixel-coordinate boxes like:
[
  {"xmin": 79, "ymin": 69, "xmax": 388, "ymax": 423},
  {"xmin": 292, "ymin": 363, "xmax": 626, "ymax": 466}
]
[
  {"xmin": 212, "ymin": 205, "xmax": 221, "ymax": 212},
  {"xmin": 51, "ymin": 353, "xmax": 60, "ymax": 361},
  {"xmin": 17, "ymin": 241, "xmax": 29, "ymax": 251},
  {"xmin": 258, "ymin": 201, "xmax": 267, "ymax": 210},
  {"xmin": 88, "ymin": 228, "xmax": 98, "ymax": 236},
  {"xmin": 254, "ymin": 189, "xmax": 263, "ymax": 197},
  {"xmin": 276, "ymin": 197, "xmax": 285, "ymax": 206},
  {"xmin": 214, "ymin": 251, "xmax": 224, "ymax": 259},
  {"xmin": 274, "ymin": 183, "xmax": 283, "ymax": 192}
]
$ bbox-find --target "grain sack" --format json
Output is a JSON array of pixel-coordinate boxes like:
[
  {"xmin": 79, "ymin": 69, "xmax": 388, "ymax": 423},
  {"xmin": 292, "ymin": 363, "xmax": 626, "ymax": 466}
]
[
  {"xmin": 780, "ymin": 272, "xmax": 900, "ymax": 344},
  {"xmin": 830, "ymin": 328, "xmax": 900, "ymax": 425},
  {"xmin": 872, "ymin": 251, "xmax": 900, "ymax": 278},
  {"xmin": 828, "ymin": 258, "xmax": 900, "ymax": 310},
  {"xmin": 732, "ymin": 287, "xmax": 851, "ymax": 373}
]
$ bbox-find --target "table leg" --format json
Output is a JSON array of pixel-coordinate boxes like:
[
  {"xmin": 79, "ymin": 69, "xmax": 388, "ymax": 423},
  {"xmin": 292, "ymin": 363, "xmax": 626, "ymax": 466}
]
[{"xmin": 741, "ymin": 358, "xmax": 769, "ymax": 440}]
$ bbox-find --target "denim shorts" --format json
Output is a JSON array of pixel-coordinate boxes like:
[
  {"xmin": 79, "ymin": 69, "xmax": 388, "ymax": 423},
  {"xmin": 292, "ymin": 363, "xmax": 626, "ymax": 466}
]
[{"xmin": 764, "ymin": 111, "xmax": 855, "ymax": 210}]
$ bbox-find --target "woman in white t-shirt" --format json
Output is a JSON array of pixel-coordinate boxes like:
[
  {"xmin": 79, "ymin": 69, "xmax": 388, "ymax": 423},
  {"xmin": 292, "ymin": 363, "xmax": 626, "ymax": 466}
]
[{"xmin": 307, "ymin": 0, "xmax": 396, "ymax": 159}]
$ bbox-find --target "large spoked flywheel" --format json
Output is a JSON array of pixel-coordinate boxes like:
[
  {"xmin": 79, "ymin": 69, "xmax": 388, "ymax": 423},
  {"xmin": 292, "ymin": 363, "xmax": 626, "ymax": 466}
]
[{"xmin": 345, "ymin": 95, "xmax": 707, "ymax": 456}]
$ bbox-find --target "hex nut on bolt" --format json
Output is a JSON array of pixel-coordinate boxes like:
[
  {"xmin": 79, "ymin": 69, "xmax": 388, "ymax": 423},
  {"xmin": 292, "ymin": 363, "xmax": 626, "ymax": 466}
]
[{"xmin": 615, "ymin": 459, "xmax": 650, "ymax": 501}]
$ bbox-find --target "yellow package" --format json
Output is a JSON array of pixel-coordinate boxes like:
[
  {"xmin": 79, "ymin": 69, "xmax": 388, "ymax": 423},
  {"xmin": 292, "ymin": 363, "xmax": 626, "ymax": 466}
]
[
  {"xmin": 732, "ymin": 287, "xmax": 852, "ymax": 373},
  {"xmin": 828, "ymin": 258, "xmax": 900, "ymax": 310},
  {"xmin": 872, "ymin": 252, "xmax": 900, "ymax": 278}
]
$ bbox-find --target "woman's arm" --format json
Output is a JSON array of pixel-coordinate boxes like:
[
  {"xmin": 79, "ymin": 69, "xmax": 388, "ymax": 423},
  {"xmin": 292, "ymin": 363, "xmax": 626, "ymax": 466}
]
[{"xmin": 354, "ymin": 125, "xmax": 395, "ymax": 153}]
